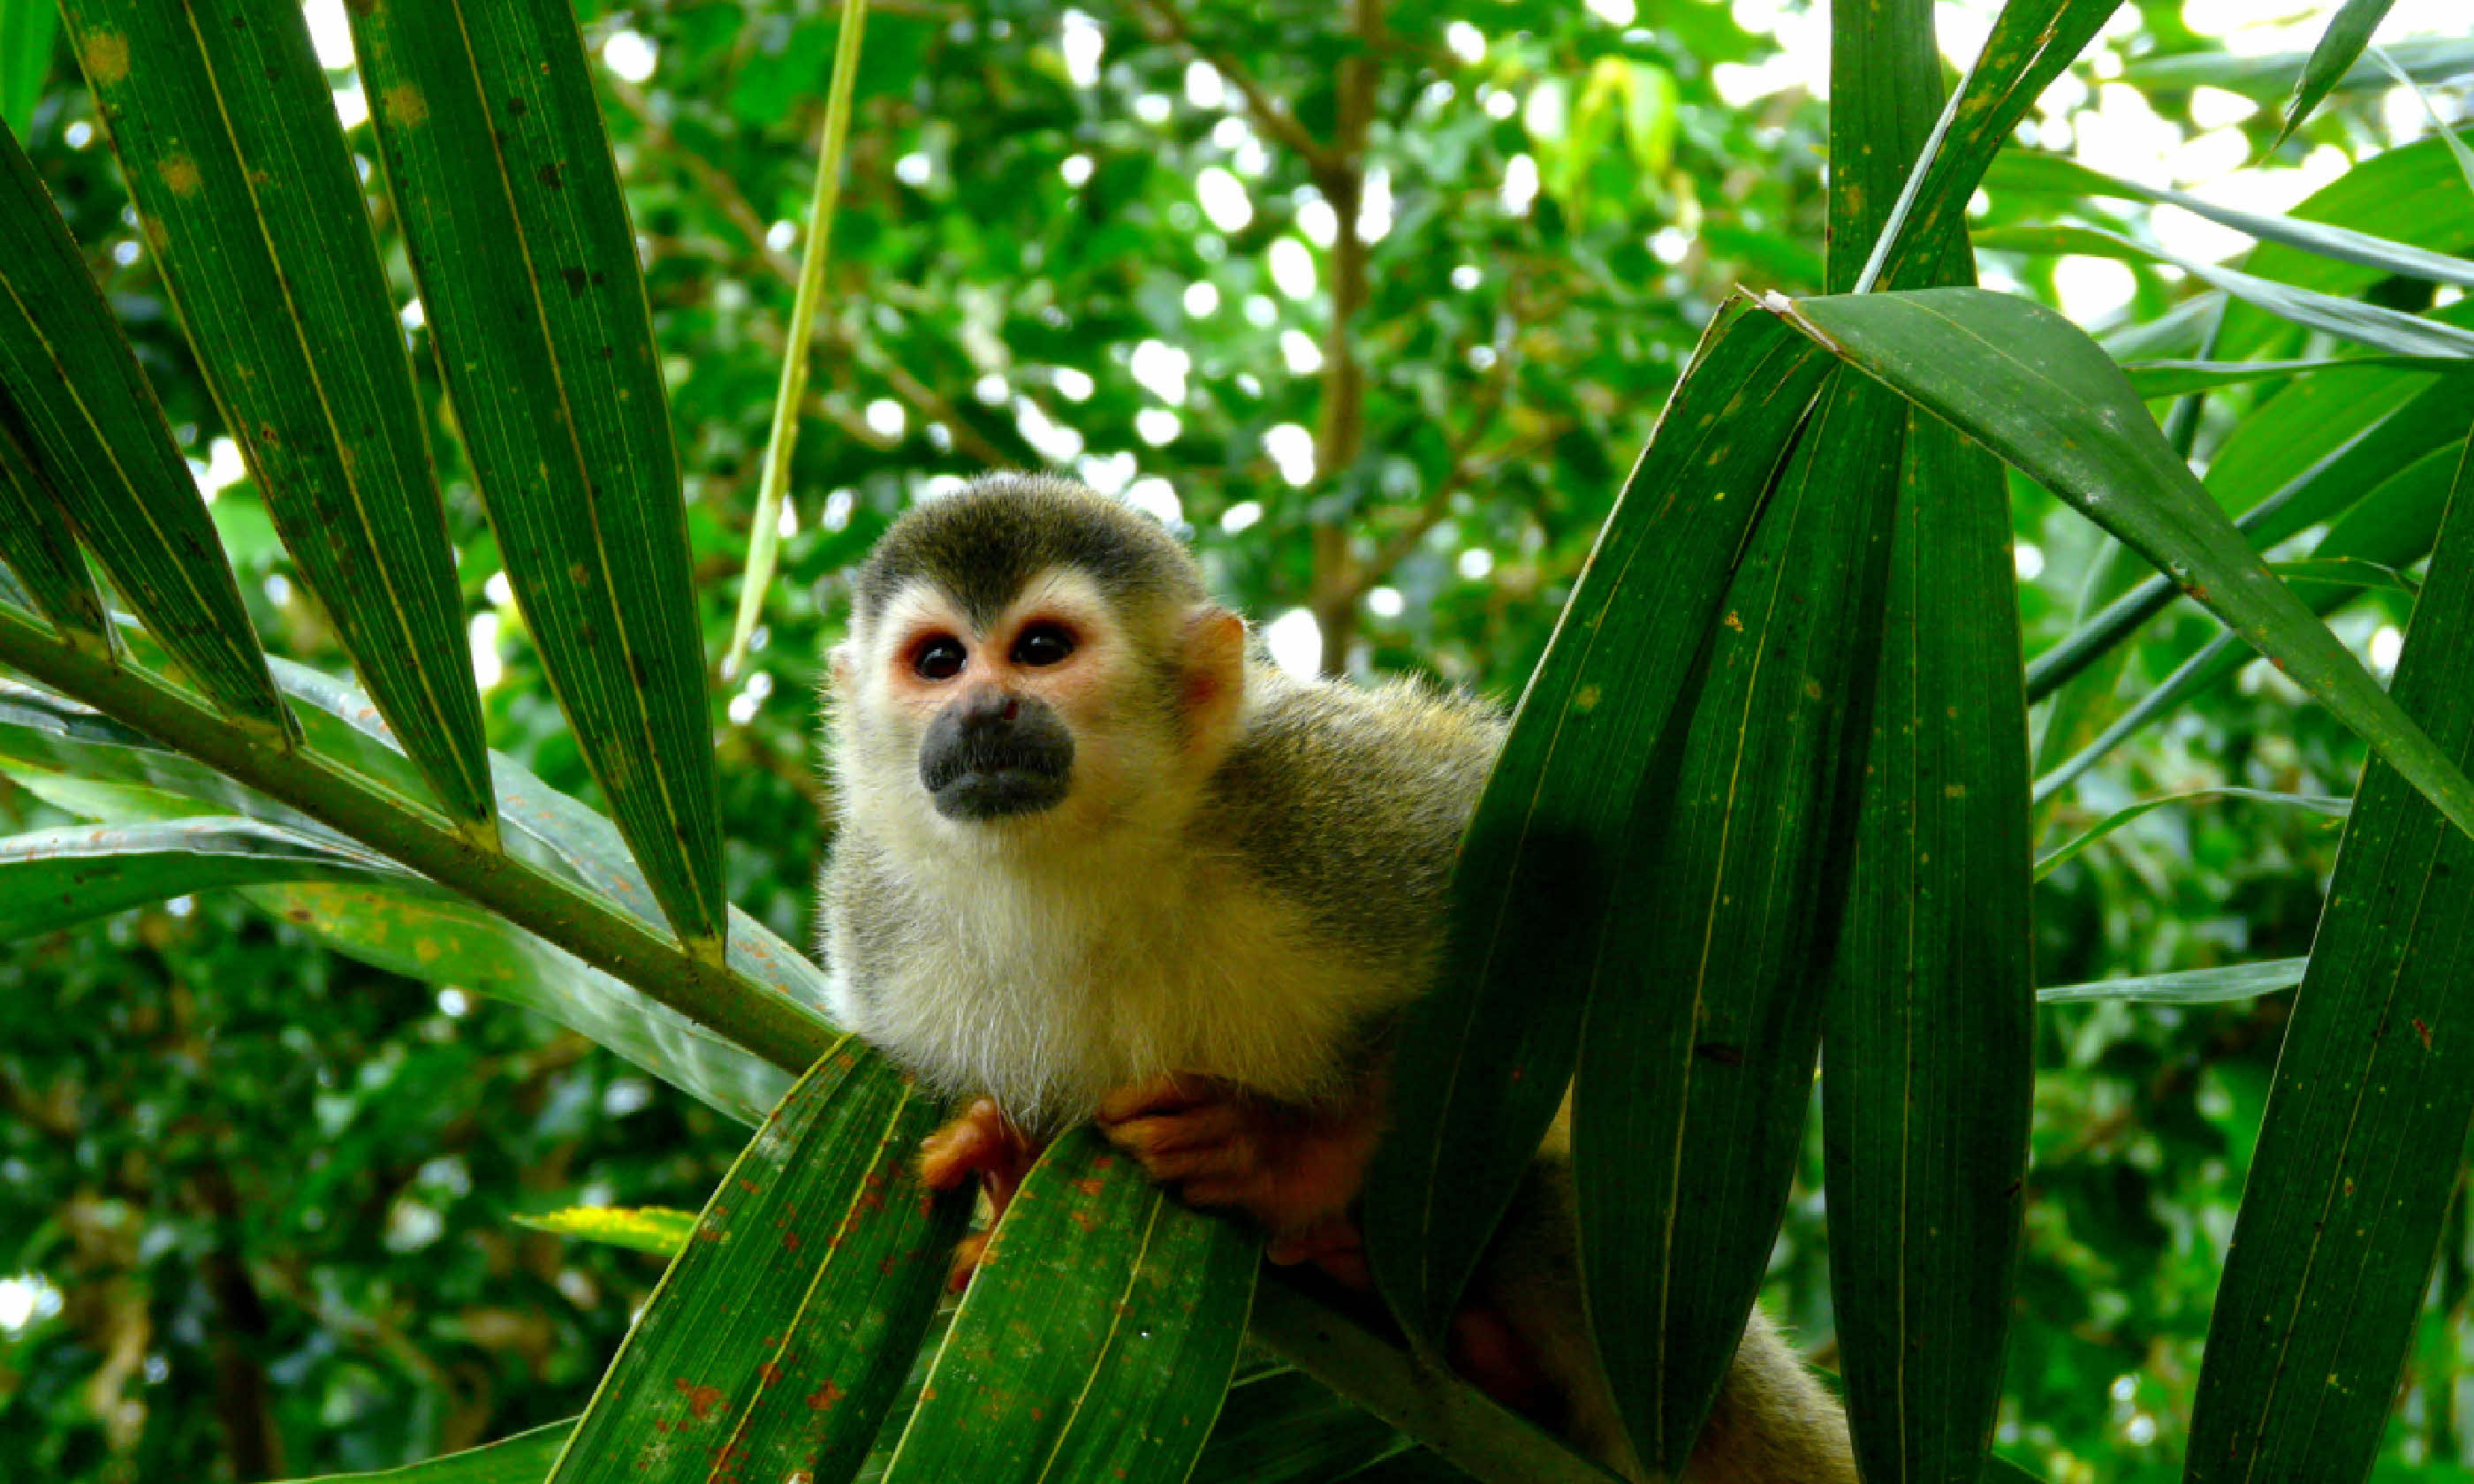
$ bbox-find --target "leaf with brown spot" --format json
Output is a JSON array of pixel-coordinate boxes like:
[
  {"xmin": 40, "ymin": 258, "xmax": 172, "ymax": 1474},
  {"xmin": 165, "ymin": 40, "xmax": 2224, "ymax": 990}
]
[
  {"xmin": 878, "ymin": 1131, "xmax": 1255, "ymax": 1484},
  {"xmin": 57, "ymin": 0, "xmax": 493, "ymax": 827},
  {"xmin": 544, "ymin": 1050, "xmax": 961, "ymax": 1484}
]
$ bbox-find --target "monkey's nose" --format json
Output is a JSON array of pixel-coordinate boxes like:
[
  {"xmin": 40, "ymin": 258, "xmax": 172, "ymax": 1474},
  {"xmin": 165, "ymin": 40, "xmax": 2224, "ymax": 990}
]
[{"xmin": 956, "ymin": 687, "xmax": 1024, "ymax": 728}]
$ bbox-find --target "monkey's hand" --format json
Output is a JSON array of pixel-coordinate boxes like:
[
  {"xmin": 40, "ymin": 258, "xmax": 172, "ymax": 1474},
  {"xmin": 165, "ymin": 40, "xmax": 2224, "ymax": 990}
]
[
  {"xmin": 920, "ymin": 1097, "xmax": 1041, "ymax": 1291},
  {"xmin": 1095, "ymin": 1073, "xmax": 1384, "ymax": 1288}
]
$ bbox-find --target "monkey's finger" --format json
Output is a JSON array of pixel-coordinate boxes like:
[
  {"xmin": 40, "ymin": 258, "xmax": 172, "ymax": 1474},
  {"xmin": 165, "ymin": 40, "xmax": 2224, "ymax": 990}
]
[
  {"xmin": 920, "ymin": 1098, "xmax": 1013, "ymax": 1189},
  {"xmin": 945, "ymin": 1229, "xmax": 992, "ymax": 1293},
  {"xmin": 1099, "ymin": 1101, "xmax": 1248, "ymax": 1155},
  {"xmin": 1095, "ymin": 1072, "xmax": 1217, "ymax": 1124},
  {"xmin": 1130, "ymin": 1132, "xmax": 1256, "ymax": 1182}
]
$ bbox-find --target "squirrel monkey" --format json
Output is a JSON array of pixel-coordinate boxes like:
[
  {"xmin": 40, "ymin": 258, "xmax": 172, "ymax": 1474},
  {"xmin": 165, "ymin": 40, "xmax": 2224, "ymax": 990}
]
[{"xmin": 820, "ymin": 473, "xmax": 1855, "ymax": 1482}]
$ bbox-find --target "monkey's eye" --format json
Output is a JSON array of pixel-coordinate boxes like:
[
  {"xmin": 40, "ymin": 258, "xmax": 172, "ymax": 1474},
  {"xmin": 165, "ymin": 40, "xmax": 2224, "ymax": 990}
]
[
  {"xmin": 1010, "ymin": 621, "xmax": 1076, "ymax": 667},
  {"xmin": 912, "ymin": 636, "xmax": 968, "ymax": 681}
]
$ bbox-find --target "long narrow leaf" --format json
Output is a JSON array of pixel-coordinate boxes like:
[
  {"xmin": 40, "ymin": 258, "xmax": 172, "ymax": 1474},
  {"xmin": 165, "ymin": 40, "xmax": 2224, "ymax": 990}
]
[
  {"xmin": 0, "ymin": 669, "xmax": 819, "ymax": 1121},
  {"xmin": 350, "ymin": 0, "xmax": 724, "ymax": 946},
  {"xmin": 1990, "ymin": 150, "xmax": 2474, "ymax": 289},
  {"xmin": 1858, "ymin": 0, "xmax": 2125, "ymax": 289},
  {"xmin": 877, "ymin": 1130, "xmax": 1255, "ymax": 1484},
  {"xmin": 60, "ymin": 0, "xmax": 492, "ymax": 829},
  {"xmin": 546, "ymin": 1049, "xmax": 960, "ymax": 1484},
  {"xmin": 2187, "ymin": 438, "xmax": 2474, "ymax": 1482},
  {"xmin": 2036, "ymin": 788, "xmax": 2349, "ymax": 880},
  {"xmin": 1766, "ymin": 286, "xmax": 2474, "ymax": 842},
  {"xmin": 1826, "ymin": 413, "xmax": 2033, "ymax": 1484},
  {"xmin": 280, "ymin": 1421, "xmax": 576, "ymax": 1484},
  {"xmin": 1363, "ymin": 299, "xmax": 1832, "ymax": 1349},
  {"xmin": 0, "ymin": 405, "xmax": 108, "ymax": 648},
  {"xmin": 1821, "ymin": 11, "xmax": 2036, "ymax": 1475},
  {"xmin": 249, "ymin": 878, "xmax": 793, "ymax": 1124},
  {"xmin": 2281, "ymin": 0, "xmax": 2396, "ymax": 144},
  {"xmin": 2120, "ymin": 37, "xmax": 2474, "ymax": 98},
  {"xmin": 0, "ymin": 0, "xmax": 52, "ymax": 139},
  {"xmin": 2027, "ymin": 367, "xmax": 2471, "ymax": 704},
  {"xmin": 2035, "ymin": 435, "xmax": 2463, "ymax": 801},
  {"xmin": 0, "ymin": 815, "xmax": 397, "ymax": 940},
  {"xmin": 2039, "ymin": 223, "xmax": 2474, "ymax": 360},
  {"xmin": 1575, "ymin": 370, "xmax": 1899, "ymax": 1471},
  {"xmin": 2121, "ymin": 357, "xmax": 2460, "ymax": 398},
  {"xmin": 0, "ymin": 121, "xmax": 285, "ymax": 731},
  {"xmin": 2037, "ymin": 959, "xmax": 2310, "ymax": 1007}
]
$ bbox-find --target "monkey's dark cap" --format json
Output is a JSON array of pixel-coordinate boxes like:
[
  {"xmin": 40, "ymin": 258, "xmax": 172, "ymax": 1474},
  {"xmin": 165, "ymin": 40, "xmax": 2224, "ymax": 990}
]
[{"xmin": 852, "ymin": 474, "xmax": 1205, "ymax": 628}]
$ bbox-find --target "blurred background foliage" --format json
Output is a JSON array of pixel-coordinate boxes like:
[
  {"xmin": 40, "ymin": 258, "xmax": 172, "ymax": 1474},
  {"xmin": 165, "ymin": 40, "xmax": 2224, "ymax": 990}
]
[{"xmin": 0, "ymin": 0, "xmax": 2467, "ymax": 1480}]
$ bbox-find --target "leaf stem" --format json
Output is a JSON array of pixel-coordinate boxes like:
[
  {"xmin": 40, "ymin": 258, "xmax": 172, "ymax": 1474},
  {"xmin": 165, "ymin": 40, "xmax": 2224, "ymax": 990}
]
[{"xmin": 0, "ymin": 603, "xmax": 838, "ymax": 1074}]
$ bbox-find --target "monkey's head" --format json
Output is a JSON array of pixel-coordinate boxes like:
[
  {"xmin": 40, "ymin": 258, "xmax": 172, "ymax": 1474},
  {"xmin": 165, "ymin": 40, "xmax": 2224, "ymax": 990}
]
[{"xmin": 829, "ymin": 475, "xmax": 1248, "ymax": 854}]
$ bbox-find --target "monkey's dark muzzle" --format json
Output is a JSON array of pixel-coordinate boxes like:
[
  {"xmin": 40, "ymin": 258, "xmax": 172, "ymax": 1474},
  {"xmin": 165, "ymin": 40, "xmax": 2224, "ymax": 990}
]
[{"xmin": 919, "ymin": 691, "xmax": 1075, "ymax": 821}]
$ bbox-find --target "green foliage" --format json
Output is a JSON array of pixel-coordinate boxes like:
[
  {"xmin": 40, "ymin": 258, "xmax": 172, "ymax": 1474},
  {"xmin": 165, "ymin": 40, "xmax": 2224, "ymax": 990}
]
[{"xmin": 3, "ymin": 2, "xmax": 2473, "ymax": 1483}]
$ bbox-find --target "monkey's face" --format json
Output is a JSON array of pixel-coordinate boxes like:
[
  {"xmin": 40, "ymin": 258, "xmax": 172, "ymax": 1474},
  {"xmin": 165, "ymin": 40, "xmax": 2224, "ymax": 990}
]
[{"xmin": 832, "ymin": 565, "xmax": 1245, "ymax": 852}]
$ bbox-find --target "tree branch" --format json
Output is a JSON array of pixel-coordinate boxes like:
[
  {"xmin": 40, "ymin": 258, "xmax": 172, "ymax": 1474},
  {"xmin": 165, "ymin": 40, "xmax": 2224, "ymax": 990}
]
[{"xmin": 1123, "ymin": 0, "xmax": 1339, "ymax": 176}]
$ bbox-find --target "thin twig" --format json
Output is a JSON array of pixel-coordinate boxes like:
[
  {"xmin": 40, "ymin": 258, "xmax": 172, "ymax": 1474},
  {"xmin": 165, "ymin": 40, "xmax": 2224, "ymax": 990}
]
[{"xmin": 1122, "ymin": 0, "xmax": 1339, "ymax": 176}]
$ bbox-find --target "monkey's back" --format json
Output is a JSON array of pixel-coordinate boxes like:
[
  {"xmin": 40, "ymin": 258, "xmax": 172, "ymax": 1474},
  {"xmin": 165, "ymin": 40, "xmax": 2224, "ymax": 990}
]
[{"xmin": 1203, "ymin": 669, "xmax": 1503, "ymax": 980}]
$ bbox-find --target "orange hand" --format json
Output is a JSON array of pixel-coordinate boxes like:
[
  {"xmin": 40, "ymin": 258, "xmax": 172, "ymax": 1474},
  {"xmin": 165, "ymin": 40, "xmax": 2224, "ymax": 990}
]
[
  {"xmin": 1094, "ymin": 1071, "xmax": 1386, "ymax": 1290},
  {"xmin": 919, "ymin": 1097, "xmax": 1041, "ymax": 1291}
]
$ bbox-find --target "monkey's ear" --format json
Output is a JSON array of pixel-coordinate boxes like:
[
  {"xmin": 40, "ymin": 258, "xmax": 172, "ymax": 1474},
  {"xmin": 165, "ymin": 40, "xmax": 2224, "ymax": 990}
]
[
  {"xmin": 828, "ymin": 642, "xmax": 855, "ymax": 693},
  {"xmin": 1179, "ymin": 606, "xmax": 1248, "ymax": 755}
]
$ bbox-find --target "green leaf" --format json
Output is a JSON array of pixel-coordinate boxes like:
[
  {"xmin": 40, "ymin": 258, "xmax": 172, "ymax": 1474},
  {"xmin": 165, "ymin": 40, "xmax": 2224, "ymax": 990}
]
[
  {"xmin": 2280, "ymin": 0, "xmax": 2396, "ymax": 144},
  {"xmin": 2265, "ymin": 556, "xmax": 2419, "ymax": 594},
  {"xmin": 279, "ymin": 1420, "xmax": 575, "ymax": 1484},
  {"xmin": 1189, "ymin": 1369, "xmax": 1410, "ymax": 1484},
  {"xmin": 0, "ymin": 2, "xmax": 50, "ymax": 141},
  {"xmin": 2035, "ymin": 958, "xmax": 2310, "ymax": 1006},
  {"xmin": 0, "ymin": 665, "xmax": 825, "ymax": 1123},
  {"xmin": 2120, "ymin": 36, "xmax": 2474, "ymax": 98},
  {"xmin": 0, "ymin": 815, "xmax": 398, "ymax": 941},
  {"xmin": 58, "ymin": 0, "xmax": 492, "ymax": 829},
  {"xmin": 0, "ymin": 403, "xmax": 110, "ymax": 649},
  {"xmin": 264, "ymin": 656, "xmax": 839, "ymax": 1019},
  {"xmin": 1363, "ymin": 299, "xmax": 1832, "ymax": 1350},
  {"xmin": 726, "ymin": 0, "xmax": 870, "ymax": 681},
  {"xmin": 2032, "ymin": 223, "xmax": 2474, "ymax": 360},
  {"xmin": 547, "ymin": 1049, "xmax": 961, "ymax": 1484},
  {"xmin": 515, "ymin": 1206, "xmax": 699, "ymax": 1258},
  {"xmin": 2036, "ymin": 436, "xmax": 2463, "ymax": 800},
  {"xmin": 1765, "ymin": 286, "xmax": 2474, "ymax": 842},
  {"xmin": 0, "ymin": 120, "xmax": 286, "ymax": 732},
  {"xmin": 2036, "ymin": 788, "xmax": 2350, "ymax": 880},
  {"xmin": 247, "ymin": 878, "xmax": 793, "ymax": 1124},
  {"xmin": 351, "ymin": 0, "xmax": 724, "ymax": 946},
  {"xmin": 2121, "ymin": 357, "xmax": 2463, "ymax": 398},
  {"xmin": 1856, "ymin": 0, "xmax": 2123, "ymax": 287},
  {"xmin": 1987, "ymin": 150, "xmax": 2474, "ymax": 289},
  {"xmin": 1245, "ymin": 1277, "xmax": 1603, "ymax": 1484},
  {"xmin": 0, "ymin": 682, "xmax": 325, "ymax": 829},
  {"xmin": 1575, "ymin": 371, "xmax": 1901, "ymax": 1470},
  {"xmin": 2188, "ymin": 444, "xmax": 2474, "ymax": 1483},
  {"xmin": 877, "ymin": 1129, "xmax": 1256, "ymax": 1484},
  {"xmin": 2372, "ymin": 48, "xmax": 2474, "ymax": 198},
  {"xmin": 1825, "ymin": 415, "xmax": 2032, "ymax": 1484},
  {"xmin": 2027, "ymin": 367, "xmax": 2470, "ymax": 705},
  {"xmin": 2225, "ymin": 132, "xmax": 2474, "ymax": 360},
  {"xmin": 1824, "ymin": 16, "xmax": 2039, "ymax": 1472}
]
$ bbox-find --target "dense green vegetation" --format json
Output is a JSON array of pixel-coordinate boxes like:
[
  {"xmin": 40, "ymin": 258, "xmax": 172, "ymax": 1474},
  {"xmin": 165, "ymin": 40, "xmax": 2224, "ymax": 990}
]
[{"xmin": 0, "ymin": 1, "xmax": 2469, "ymax": 1481}]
